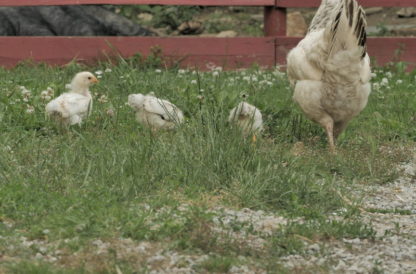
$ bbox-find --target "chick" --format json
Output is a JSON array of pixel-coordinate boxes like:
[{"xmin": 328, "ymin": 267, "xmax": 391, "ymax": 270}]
[
  {"xmin": 128, "ymin": 93, "xmax": 184, "ymax": 130},
  {"xmin": 45, "ymin": 71, "xmax": 98, "ymax": 126},
  {"xmin": 228, "ymin": 102, "xmax": 263, "ymax": 141}
]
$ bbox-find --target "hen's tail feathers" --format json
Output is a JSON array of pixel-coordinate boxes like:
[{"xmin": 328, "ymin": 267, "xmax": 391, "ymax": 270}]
[{"xmin": 327, "ymin": 0, "xmax": 367, "ymax": 59}]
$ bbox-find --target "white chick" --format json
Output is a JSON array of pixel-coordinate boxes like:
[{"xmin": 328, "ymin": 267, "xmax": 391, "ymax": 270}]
[
  {"xmin": 128, "ymin": 93, "xmax": 184, "ymax": 130},
  {"xmin": 228, "ymin": 102, "xmax": 263, "ymax": 139},
  {"xmin": 45, "ymin": 71, "xmax": 98, "ymax": 126}
]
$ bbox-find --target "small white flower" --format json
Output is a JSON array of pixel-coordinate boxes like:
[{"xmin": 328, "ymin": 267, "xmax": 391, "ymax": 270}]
[
  {"xmin": 251, "ymin": 76, "xmax": 258, "ymax": 82},
  {"xmin": 42, "ymin": 229, "xmax": 50, "ymax": 234},
  {"xmin": 97, "ymin": 75, "xmax": 103, "ymax": 79},
  {"xmin": 212, "ymin": 71, "xmax": 219, "ymax": 77},
  {"xmin": 373, "ymin": 82, "xmax": 380, "ymax": 90},
  {"xmin": 191, "ymin": 80, "xmax": 197, "ymax": 84},
  {"xmin": 396, "ymin": 79, "xmax": 403, "ymax": 84},
  {"xmin": 273, "ymin": 69, "xmax": 286, "ymax": 77},
  {"xmin": 380, "ymin": 77, "xmax": 389, "ymax": 86},
  {"xmin": 104, "ymin": 68, "xmax": 112, "ymax": 73},
  {"xmin": 65, "ymin": 83, "xmax": 72, "ymax": 90},
  {"xmin": 98, "ymin": 94, "xmax": 108, "ymax": 103},
  {"xmin": 95, "ymin": 70, "xmax": 103, "ymax": 75},
  {"xmin": 243, "ymin": 76, "xmax": 250, "ymax": 81},
  {"xmin": 192, "ymin": 70, "xmax": 197, "ymax": 75},
  {"xmin": 26, "ymin": 105, "xmax": 35, "ymax": 114},
  {"xmin": 155, "ymin": 69, "xmax": 162, "ymax": 73},
  {"xmin": 20, "ymin": 86, "xmax": 31, "ymax": 97},
  {"xmin": 385, "ymin": 71, "xmax": 393, "ymax": 78},
  {"xmin": 106, "ymin": 108, "xmax": 115, "ymax": 117},
  {"xmin": 178, "ymin": 69, "xmax": 186, "ymax": 74},
  {"xmin": 41, "ymin": 88, "xmax": 54, "ymax": 101}
]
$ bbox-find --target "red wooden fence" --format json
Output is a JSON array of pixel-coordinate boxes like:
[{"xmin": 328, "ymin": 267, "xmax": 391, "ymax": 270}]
[{"xmin": 0, "ymin": 0, "xmax": 415, "ymax": 69}]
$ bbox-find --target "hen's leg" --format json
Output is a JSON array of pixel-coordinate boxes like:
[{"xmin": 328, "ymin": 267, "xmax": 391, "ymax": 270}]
[
  {"xmin": 293, "ymin": 80, "xmax": 336, "ymax": 152},
  {"xmin": 318, "ymin": 116, "xmax": 335, "ymax": 153}
]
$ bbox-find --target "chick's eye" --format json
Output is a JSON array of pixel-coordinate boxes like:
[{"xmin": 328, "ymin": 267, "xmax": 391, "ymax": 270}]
[{"xmin": 88, "ymin": 77, "xmax": 92, "ymax": 80}]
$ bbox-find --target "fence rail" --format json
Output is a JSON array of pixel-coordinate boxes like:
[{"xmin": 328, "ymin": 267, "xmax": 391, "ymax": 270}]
[
  {"xmin": 0, "ymin": 0, "xmax": 415, "ymax": 7},
  {"xmin": 0, "ymin": 0, "xmax": 415, "ymax": 69}
]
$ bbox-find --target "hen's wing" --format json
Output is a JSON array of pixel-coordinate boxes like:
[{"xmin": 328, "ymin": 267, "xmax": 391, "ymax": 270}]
[{"xmin": 287, "ymin": 0, "xmax": 370, "ymax": 86}]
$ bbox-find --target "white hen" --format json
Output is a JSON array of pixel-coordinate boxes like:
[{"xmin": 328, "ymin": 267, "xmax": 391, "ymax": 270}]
[
  {"xmin": 228, "ymin": 102, "xmax": 263, "ymax": 138},
  {"xmin": 45, "ymin": 71, "xmax": 98, "ymax": 126},
  {"xmin": 128, "ymin": 93, "xmax": 184, "ymax": 130},
  {"xmin": 287, "ymin": 0, "xmax": 371, "ymax": 152}
]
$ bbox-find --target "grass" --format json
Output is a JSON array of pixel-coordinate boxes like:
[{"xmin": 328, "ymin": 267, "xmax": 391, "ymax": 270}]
[{"xmin": 0, "ymin": 61, "xmax": 415, "ymax": 272}]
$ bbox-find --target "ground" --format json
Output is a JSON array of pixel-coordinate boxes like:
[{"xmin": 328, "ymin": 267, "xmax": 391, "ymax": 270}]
[{"xmin": 0, "ymin": 61, "xmax": 415, "ymax": 273}]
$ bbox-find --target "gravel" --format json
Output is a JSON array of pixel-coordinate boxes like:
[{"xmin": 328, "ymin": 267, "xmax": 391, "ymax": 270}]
[
  {"xmin": 2, "ymin": 154, "xmax": 415, "ymax": 273},
  {"xmin": 280, "ymin": 152, "xmax": 416, "ymax": 273}
]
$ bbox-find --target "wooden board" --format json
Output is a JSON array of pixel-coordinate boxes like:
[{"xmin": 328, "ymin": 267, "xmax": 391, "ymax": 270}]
[
  {"xmin": 276, "ymin": 0, "xmax": 416, "ymax": 8},
  {"xmin": 0, "ymin": 0, "xmax": 274, "ymax": 6},
  {"xmin": 276, "ymin": 37, "xmax": 416, "ymax": 69},
  {"xmin": 0, "ymin": 37, "xmax": 276, "ymax": 69}
]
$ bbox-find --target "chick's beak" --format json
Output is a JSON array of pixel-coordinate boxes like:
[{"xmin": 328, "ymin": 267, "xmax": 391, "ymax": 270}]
[{"xmin": 91, "ymin": 76, "xmax": 99, "ymax": 83}]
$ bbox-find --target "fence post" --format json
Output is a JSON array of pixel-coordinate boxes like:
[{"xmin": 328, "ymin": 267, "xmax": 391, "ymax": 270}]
[{"xmin": 264, "ymin": 6, "xmax": 287, "ymax": 36}]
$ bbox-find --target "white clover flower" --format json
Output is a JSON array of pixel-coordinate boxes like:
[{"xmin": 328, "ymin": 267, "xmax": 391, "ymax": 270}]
[
  {"xmin": 178, "ymin": 69, "xmax": 186, "ymax": 74},
  {"xmin": 106, "ymin": 108, "xmax": 115, "ymax": 117},
  {"xmin": 251, "ymin": 76, "xmax": 258, "ymax": 82},
  {"xmin": 396, "ymin": 79, "xmax": 403, "ymax": 84},
  {"xmin": 98, "ymin": 94, "xmax": 108, "ymax": 103},
  {"xmin": 385, "ymin": 71, "xmax": 393, "ymax": 78},
  {"xmin": 46, "ymin": 87, "xmax": 54, "ymax": 95},
  {"xmin": 380, "ymin": 77, "xmax": 389, "ymax": 86},
  {"xmin": 373, "ymin": 82, "xmax": 381, "ymax": 90},
  {"xmin": 243, "ymin": 76, "xmax": 251, "ymax": 81},
  {"xmin": 41, "ymin": 87, "xmax": 54, "ymax": 101},
  {"xmin": 20, "ymin": 86, "xmax": 31, "ymax": 97},
  {"xmin": 97, "ymin": 75, "xmax": 103, "ymax": 79},
  {"xmin": 191, "ymin": 80, "xmax": 197, "ymax": 84},
  {"xmin": 273, "ymin": 69, "xmax": 286, "ymax": 77},
  {"xmin": 212, "ymin": 71, "xmax": 220, "ymax": 77},
  {"xmin": 155, "ymin": 69, "xmax": 162, "ymax": 73},
  {"xmin": 105, "ymin": 68, "xmax": 112, "ymax": 73},
  {"xmin": 26, "ymin": 105, "xmax": 35, "ymax": 114},
  {"xmin": 95, "ymin": 70, "xmax": 103, "ymax": 75},
  {"xmin": 23, "ymin": 97, "xmax": 29, "ymax": 102}
]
